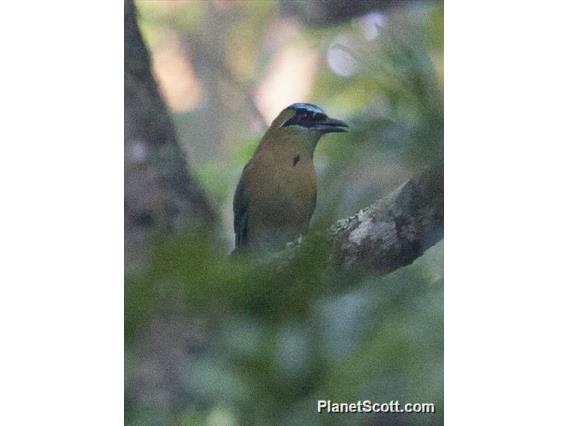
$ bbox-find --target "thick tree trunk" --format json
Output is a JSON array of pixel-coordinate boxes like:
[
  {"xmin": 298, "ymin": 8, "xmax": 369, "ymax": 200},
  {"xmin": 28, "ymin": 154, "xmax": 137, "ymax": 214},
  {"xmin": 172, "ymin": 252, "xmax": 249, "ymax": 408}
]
[
  {"xmin": 124, "ymin": 0, "xmax": 214, "ymax": 257},
  {"xmin": 124, "ymin": 0, "xmax": 216, "ymax": 411}
]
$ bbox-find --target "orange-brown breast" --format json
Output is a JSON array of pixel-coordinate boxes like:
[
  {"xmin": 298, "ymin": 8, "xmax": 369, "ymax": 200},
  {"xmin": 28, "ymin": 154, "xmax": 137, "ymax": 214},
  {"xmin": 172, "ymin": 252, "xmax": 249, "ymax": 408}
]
[{"xmin": 243, "ymin": 129, "xmax": 317, "ymax": 250}]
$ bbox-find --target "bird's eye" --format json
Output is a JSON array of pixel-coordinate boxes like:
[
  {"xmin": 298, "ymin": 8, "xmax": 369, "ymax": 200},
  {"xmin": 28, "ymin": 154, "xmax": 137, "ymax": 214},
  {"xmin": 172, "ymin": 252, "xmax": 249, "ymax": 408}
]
[{"xmin": 298, "ymin": 112, "xmax": 309, "ymax": 120}]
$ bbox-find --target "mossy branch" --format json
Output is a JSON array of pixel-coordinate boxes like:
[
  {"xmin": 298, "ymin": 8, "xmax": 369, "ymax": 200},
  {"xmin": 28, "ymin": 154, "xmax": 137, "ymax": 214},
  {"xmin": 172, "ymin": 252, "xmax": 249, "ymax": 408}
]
[{"xmin": 273, "ymin": 166, "xmax": 443, "ymax": 274}]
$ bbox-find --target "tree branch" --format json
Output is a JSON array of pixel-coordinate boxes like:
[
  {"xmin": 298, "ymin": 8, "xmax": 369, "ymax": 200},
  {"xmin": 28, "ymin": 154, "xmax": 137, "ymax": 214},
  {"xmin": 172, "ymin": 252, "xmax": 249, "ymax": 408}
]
[{"xmin": 274, "ymin": 166, "xmax": 443, "ymax": 275}]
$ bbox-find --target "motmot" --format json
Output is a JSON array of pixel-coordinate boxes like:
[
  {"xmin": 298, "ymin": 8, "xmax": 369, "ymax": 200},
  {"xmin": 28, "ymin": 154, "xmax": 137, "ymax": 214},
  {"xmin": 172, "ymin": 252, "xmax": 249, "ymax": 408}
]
[{"xmin": 233, "ymin": 103, "xmax": 349, "ymax": 253}]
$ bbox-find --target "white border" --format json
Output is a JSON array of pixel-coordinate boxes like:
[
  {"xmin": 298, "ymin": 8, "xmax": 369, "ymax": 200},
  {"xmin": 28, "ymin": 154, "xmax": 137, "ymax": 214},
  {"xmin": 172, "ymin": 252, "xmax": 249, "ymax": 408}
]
[
  {"xmin": 446, "ymin": 0, "xmax": 568, "ymax": 424},
  {"xmin": 1, "ymin": 2, "xmax": 123, "ymax": 425}
]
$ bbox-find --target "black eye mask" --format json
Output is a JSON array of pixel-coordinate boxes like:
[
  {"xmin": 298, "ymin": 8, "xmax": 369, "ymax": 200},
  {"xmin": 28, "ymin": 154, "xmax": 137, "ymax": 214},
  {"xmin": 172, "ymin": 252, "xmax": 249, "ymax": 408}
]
[{"xmin": 281, "ymin": 109, "xmax": 328, "ymax": 128}]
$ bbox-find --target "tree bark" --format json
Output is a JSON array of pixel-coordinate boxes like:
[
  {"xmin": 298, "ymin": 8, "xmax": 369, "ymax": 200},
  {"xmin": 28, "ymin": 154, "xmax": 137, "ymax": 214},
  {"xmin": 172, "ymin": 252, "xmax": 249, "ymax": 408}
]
[
  {"xmin": 274, "ymin": 166, "xmax": 443, "ymax": 275},
  {"xmin": 124, "ymin": 0, "xmax": 216, "ymax": 411},
  {"xmin": 124, "ymin": 0, "xmax": 214, "ymax": 257}
]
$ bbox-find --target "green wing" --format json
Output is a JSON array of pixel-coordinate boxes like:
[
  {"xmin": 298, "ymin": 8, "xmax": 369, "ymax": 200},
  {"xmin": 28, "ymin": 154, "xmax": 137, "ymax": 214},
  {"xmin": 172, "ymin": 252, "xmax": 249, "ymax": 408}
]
[{"xmin": 233, "ymin": 165, "xmax": 250, "ymax": 250}]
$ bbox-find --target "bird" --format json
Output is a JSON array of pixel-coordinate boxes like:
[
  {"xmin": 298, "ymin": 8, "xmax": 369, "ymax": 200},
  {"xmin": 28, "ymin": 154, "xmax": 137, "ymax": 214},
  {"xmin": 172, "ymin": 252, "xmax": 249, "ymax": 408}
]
[{"xmin": 233, "ymin": 103, "xmax": 349, "ymax": 253}]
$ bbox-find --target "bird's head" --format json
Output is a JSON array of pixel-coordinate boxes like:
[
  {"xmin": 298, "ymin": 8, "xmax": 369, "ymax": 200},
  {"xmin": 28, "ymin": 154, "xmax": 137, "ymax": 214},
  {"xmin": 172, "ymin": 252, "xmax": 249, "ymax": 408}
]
[{"xmin": 268, "ymin": 103, "xmax": 349, "ymax": 150}]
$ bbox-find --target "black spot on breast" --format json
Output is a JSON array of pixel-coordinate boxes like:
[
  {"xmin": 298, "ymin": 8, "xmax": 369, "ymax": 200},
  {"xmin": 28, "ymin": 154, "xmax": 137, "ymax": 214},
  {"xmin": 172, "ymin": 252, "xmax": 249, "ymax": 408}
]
[{"xmin": 293, "ymin": 154, "xmax": 300, "ymax": 166}]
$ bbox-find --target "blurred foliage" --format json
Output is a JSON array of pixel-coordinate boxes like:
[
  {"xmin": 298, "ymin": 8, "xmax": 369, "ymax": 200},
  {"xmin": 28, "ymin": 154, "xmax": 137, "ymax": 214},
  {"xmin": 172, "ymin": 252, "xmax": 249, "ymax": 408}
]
[{"xmin": 128, "ymin": 1, "xmax": 443, "ymax": 425}]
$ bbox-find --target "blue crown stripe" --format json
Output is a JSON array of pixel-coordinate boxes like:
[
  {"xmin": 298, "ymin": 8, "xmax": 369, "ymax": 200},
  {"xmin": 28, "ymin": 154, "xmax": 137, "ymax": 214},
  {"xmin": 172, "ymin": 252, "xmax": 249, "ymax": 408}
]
[{"xmin": 287, "ymin": 103, "xmax": 324, "ymax": 114}]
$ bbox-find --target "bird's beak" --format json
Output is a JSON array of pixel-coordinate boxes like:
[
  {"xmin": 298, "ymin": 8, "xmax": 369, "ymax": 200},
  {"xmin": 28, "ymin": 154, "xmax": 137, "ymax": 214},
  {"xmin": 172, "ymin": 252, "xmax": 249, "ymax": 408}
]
[{"xmin": 317, "ymin": 117, "xmax": 349, "ymax": 134}]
